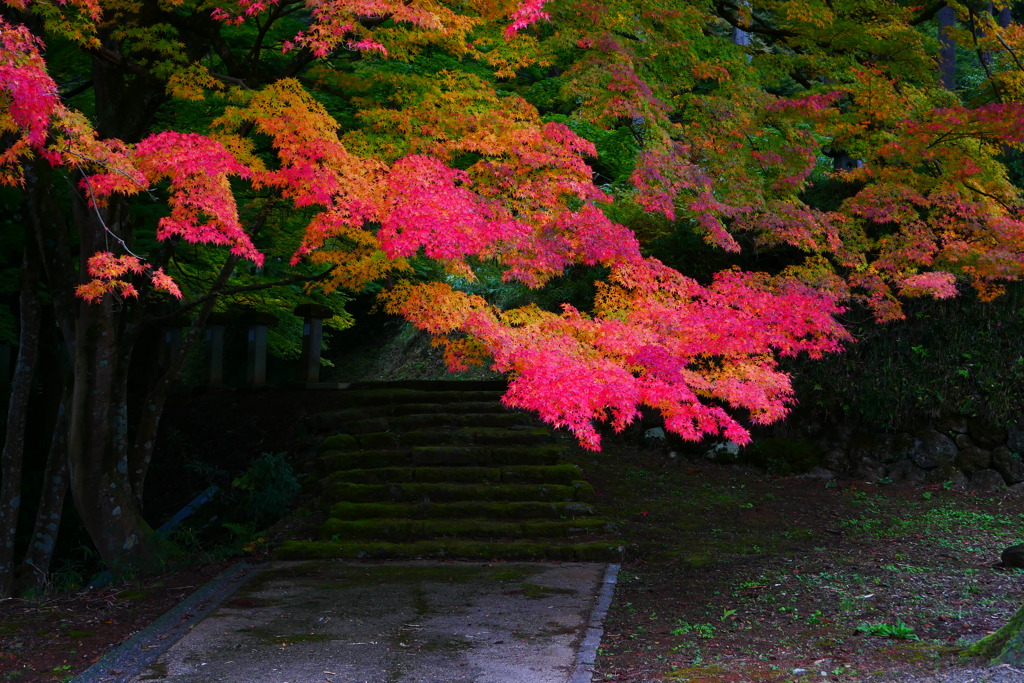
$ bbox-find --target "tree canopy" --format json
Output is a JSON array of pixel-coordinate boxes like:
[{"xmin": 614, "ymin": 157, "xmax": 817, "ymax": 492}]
[{"xmin": 4, "ymin": 0, "xmax": 1024, "ymax": 581}]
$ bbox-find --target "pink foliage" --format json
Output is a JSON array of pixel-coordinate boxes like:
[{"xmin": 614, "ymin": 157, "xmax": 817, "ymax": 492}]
[
  {"xmin": 0, "ymin": 20, "xmax": 59, "ymax": 152},
  {"xmin": 131, "ymin": 132, "xmax": 262, "ymax": 265},
  {"xmin": 379, "ymin": 155, "xmax": 500, "ymax": 260},
  {"xmin": 505, "ymin": 0, "xmax": 551, "ymax": 38},
  {"xmin": 898, "ymin": 272, "xmax": 957, "ymax": 299}
]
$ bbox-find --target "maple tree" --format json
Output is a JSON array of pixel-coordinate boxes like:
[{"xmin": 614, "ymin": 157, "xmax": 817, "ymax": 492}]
[{"xmin": 3, "ymin": 0, "xmax": 1024, "ymax": 592}]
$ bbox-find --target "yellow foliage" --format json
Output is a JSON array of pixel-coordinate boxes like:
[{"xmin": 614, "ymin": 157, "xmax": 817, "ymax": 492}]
[{"xmin": 166, "ymin": 63, "xmax": 223, "ymax": 101}]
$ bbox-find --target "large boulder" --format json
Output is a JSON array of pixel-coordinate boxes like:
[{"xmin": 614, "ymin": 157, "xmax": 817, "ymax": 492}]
[
  {"xmin": 909, "ymin": 429, "xmax": 958, "ymax": 469},
  {"xmin": 993, "ymin": 447, "xmax": 1024, "ymax": 485},
  {"xmin": 847, "ymin": 431, "xmax": 876, "ymax": 465},
  {"xmin": 1002, "ymin": 544, "xmax": 1024, "ymax": 569},
  {"xmin": 955, "ymin": 434, "xmax": 993, "ymax": 474},
  {"xmin": 937, "ymin": 415, "xmax": 969, "ymax": 435},
  {"xmin": 1007, "ymin": 421, "xmax": 1024, "ymax": 455},
  {"xmin": 854, "ymin": 458, "xmax": 886, "ymax": 483},
  {"xmin": 968, "ymin": 417, "xmax": 1008, "ymax": 450},
  {"xmin": 886, "ymin": 459, "xmax": 927, "ymax": 484},
  {"xmin": 969, "ymin": 469, "xmax": 1007, "ymax": 492},
  {"xmin": 822, "ymin": 447, "xmax": 853, "ymax": 473}
]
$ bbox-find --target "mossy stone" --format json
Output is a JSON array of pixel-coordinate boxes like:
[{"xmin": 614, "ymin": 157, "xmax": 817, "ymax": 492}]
[
  {"xmin": 571, "ymin": 480, "xmax": 596, "ymax": 502},
  {"xmin": 319, "ymin": 434, "xmax": 359, "ymax": 453},
  {"xmin": 329, "ymin": 467, "xmax": 415, "ymax": 484},
  {"xmin": 414, "ymin": 466, "xmax": 502, "ymax": 483},
  {"xmin": 502, "ymin": 464, "xmax": 581, "ymax": 484},
  {"xmin": 357, "ymin": 432, "xmax": 401, "ymax": 449}
]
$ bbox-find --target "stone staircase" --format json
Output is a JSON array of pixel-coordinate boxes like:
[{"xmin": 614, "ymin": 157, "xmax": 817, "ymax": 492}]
[{"xmin": 277, "ymin": 381, "xmax": 622, "ymax": 562}]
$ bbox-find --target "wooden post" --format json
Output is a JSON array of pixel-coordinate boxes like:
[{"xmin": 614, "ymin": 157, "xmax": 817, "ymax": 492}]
[
  {"xmin": 204, "ymin": 312, "xmax": 231, "ymax": 387},
  {"xmin": 157, "ymin": 314, "xmax": 190, "ymax": 373},
  {"xmin": 240, "ymin": 311, "xmax": 277, "ymax": 388},
  {"xmin": 294, "ymin": 303, "xmax": 334, "ymax": 385}
]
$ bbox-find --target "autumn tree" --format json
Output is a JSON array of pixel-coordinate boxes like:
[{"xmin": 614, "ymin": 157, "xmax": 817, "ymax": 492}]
[{"xmin": 4, "ymin": 0, "xmax": 1024, "ymax": 594}]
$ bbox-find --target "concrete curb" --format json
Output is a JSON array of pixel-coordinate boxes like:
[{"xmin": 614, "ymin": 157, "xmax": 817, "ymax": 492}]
[
  {"xmin": 72, "ymin": 561, "xmax": 266, "ymax": 683},
  {"xmin": 569, "ymin": 562, "xmax": 620, "ymax": 683}
]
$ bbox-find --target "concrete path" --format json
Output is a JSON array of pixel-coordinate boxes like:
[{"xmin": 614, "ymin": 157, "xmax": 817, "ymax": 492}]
[{"xmin": 75, "ymin": 561, "xmax": 619, "ymax": 683}]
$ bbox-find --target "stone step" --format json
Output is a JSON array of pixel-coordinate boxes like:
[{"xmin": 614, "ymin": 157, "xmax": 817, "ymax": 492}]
[
  {"xmin": 282, "ymin": 379, "xmax": 620, "ymax": 566},
  {"xmin": 326, "ymin": 500, "xmax": 596, "ymax": 521},
  {"xmin": 276, "ymin": 538, "xmax": 624, "ymax": 562},
  {"xmin": 319, "ymin": 517, "xmax": 613, "ymax": 541},
  {"xmin": 332, "ymin": 412, "xmax": 536, "ymax": 436},
  {"xmin": 325, "ymin": 480, "xmax": 596, "ymax": 504},
  {"xmin": 312, "ymin": 402, "xmax": 511, "ymax": 431},
  {"xmin": 316, "ymin": 445, "xmax": 567, "ymax": 473},
  {"xmin": 347, "ymin": 379, "xmax": 507, "ymax": 393},
  {"xmin": 397, "ymin": 427, "xmax": 554, "ymax": 447},
  {"xmin": 391, "ymin": 412, "xmax": 535, "ymax": 431},
  {"xmin": 327, "ymin": 387, "xmax": 507, "ymax": 410},
  {"xmin": 327, "ymin": 464, "xmax": 583, "ymax": 486},
  {"xmin": 317, "ymin": 427, "xmax": 553, "ymax": 452},
  {"xmin": 409, "ymin": 445, "xmax": 567, "ymax": 467}
]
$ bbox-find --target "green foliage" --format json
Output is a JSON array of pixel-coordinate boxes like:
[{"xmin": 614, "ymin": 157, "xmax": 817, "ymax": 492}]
[
  {"xmin": 856, "ymin": 620, "xmax": 919, "ymax": 641},
  {"xmin": 789, "ymin": 282, "xmax": 1024, "ymax": 427},
  {"xmin": 231, "ymin": 452, "xmax": 302, "ymax": 526},
  {"xmin": 544, "ymin": 114, "xmax": 640, "ymax": 183}
]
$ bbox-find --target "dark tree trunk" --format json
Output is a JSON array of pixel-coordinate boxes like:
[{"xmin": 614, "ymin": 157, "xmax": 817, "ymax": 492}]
[
  {"xmin": 0, "ymin": 244, "xmax": 42, "ymax": 597},
  {"xmin": 998, "ymin": 6, "xmax": 1011, "ymax": 28},
  {"xmin": 58, "ymin": 188, "xmax": 161, "ymax": 573},
  {"xmin": 938, "ymin": 6, "xmax": 957, "ymax": 89},
  {"xmin": 17, "ymin": 384, "xmax": 70, "ymax": 593}
]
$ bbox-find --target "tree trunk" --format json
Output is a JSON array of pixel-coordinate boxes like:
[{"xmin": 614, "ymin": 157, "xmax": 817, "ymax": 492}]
[
  {"xmin": 57, "ymin": 187, "xmax": 163, "ymax": 573},
  {"xmin": 998, "ymin": 6, "xmax": 1011, "ymax": 28},
  {"xmin": 0, "ymin": 245, "xmax": 42, "ymax": 597},
  {"xmin": 17, "ymin": 384, "xmax": 70, "ymax": 593},
  {"xmin": 964, "ymin": 603, "xmax": 1024, "ymax": 664},
  {"xmin": 65, "ymin": 296, "xmax": 160, "ymax": 573},
  {"xmin": 938, "ymin": 6, "xmax": 957, "ymax": 90}
]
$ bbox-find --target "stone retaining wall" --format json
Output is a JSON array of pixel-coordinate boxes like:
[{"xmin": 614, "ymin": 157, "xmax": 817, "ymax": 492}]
[{"xmin": 787, "ymin": 414, "xmax": 1024, "ymax": 492}]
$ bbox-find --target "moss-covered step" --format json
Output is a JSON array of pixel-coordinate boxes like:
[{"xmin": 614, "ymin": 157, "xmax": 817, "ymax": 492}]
[
  {"xmin": 397, "ymin": 427, "xmax": 554, "ymax": 447},
  {"xmin": 315, "ymin": 450, "xmax": 412, "ymax": 473},
  {"xmin": 327, "ymin": 464, "xmax": 583, "ymax": 486},
  {"xmin": 293, "ymin": 380, "xmax": 619, "ymax": 563},
  {"xmin": 317, "ymin": 445, "xmax": 569, "ymax": 473},
  {"xmin": 276, "ymin": 538, "xmax": 623, "ymax": 562},
  {"xmin": 312, "ymin": 402, "xmax": 512, "ymax": 431},
  {"xmin": 323, "ymin": 386, "xmax": 506, "ymax": 410},
  {"xmin": 319, "ymin": 432, "xmax": 403, "ymax": 451},
  {"xmin": 326, "ymin": 500, "xmax": 596, "ymax": 521},
  {"xmin": 318, "ymin": 517, "xmax": 612, "ymax": 541},
  {"xmin": 409, "ymin": 444, "xmax": 566, "ymax": 467},
  {"xmin": 346, "ymin": 379, "xmax": 506, "ymax": 393},
  {"xmin": 326, "ymin": 480, "xmax": 595, "ymax": 504},
  {"xmin": 388, "ymin": 412, "xmax": 536, "ymax": 431}
]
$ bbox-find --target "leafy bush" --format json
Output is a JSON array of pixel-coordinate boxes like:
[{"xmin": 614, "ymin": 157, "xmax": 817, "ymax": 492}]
[{"xmin": 231, "ymin": 452, "xmax": 301, "ymax": 526}]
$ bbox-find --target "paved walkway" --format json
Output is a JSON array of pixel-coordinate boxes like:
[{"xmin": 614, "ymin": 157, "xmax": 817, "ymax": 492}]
[{"xmin": 75, "ymin": 560, "xmax": 619, "ymax": 683}]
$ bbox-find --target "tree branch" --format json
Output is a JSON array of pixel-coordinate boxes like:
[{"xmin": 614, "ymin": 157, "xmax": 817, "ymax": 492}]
[
  {"xmin": 909, "ymin": 0, "xmax": 948, "ymax": 26},
  {"xmin": 160, "ymin": 266, "xmax": 339, "ymax": 321},
  {"xmin": 713, "ymin": 1, "xmax": 798, "ymax": 38}
]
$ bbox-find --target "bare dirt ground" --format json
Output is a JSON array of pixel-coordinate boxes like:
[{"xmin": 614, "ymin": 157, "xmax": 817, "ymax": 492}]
[
  {"xmin": 573, "ymin": 439, "xmax": 1024, "ymax": 682},
  {"xmin": 2, "ymin": 391, "xmax": 1023, "ymax": 682}
]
